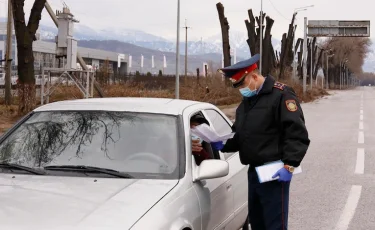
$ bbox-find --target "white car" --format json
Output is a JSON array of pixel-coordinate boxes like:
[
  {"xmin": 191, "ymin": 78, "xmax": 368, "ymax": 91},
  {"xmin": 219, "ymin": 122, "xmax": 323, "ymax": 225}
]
[{"xmin": 0, "ymin": 98, "xmax": 249, "ymax": 230}]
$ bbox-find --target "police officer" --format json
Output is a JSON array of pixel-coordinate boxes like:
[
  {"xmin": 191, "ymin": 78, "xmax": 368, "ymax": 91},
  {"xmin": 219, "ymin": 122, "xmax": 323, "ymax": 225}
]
[{"xmin": 201, "ymin": 54, "xmax": 310, "ymax": 230}]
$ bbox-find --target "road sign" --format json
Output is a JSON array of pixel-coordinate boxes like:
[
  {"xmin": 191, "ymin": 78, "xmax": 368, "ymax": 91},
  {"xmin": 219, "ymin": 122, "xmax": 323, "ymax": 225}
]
[{"xmin": 307, "ymin": 20, "xmax": 370, "ymax": 37}]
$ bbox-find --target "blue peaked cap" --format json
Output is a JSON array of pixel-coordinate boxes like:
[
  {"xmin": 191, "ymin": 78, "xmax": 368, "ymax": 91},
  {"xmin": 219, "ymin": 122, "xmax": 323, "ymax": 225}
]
[{"xmin": 218, "ymin": 54, "xmax": 260, "ymax": 88}]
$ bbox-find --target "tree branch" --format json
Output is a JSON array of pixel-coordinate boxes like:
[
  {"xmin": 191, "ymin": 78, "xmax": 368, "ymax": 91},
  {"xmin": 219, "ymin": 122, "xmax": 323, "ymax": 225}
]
[{"xmin": 27, "ymin": 0, "xmax": 46, "ymax": 40}]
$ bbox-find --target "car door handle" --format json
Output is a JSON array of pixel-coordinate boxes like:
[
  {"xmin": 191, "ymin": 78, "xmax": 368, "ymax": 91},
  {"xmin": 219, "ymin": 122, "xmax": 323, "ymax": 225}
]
[{"xmin": 226, "ymin": 184, "xmax": 232, "ymax": 190}]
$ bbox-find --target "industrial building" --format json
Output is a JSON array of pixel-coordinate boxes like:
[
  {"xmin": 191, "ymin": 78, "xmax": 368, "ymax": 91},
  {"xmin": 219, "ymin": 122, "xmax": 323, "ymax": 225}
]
[{"xmin": 0, "ymin": 22, "xmax": 128, "ymax": 75}]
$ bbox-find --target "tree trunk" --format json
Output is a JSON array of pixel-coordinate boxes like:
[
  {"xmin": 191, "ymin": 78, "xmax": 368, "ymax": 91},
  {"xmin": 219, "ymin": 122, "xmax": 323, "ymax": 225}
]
[
  {"xmin": 262, "ymin": 16, "xmax": 274, "ymax": 76},
  {"xmin": 12, "ymin": 0, "xmax": 45, "ymax": 114},
  {"xmin": 312, "ymin": 38, "xmax": 318, "ymax": 80},
  {"xmin": 216, "ymin": 2, "xmax": 231, "ymax": 86},
  {"xmin": 279, "ymin": 14, "xmax": 296, "ymax": 80},
  {"xmin": 298, "ymin": 39, "xmax": 304, "ymax": 80},
  {"xmin": 216, "ymin": 3, "xmax": 231, "ymax": 68},
  {"xmin": 279, "ymin": 33, "xmax": 287, "ymax": 78},
  {"xmin": 245, "ymin": 9, "xmax": 257, "ymax": 55}
]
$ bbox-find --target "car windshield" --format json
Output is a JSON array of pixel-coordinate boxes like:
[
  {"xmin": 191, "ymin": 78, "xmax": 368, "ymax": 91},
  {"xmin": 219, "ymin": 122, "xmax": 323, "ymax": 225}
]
[{"xmin": 0, "ymin": 111, "xmax": 180, "ymax": 179}]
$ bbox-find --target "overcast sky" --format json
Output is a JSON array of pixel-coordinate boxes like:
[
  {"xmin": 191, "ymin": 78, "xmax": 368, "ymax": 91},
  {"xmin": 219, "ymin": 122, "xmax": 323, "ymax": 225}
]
[{"xmin": 1, "ymin": 0, "xmax": 373, "ymax": 42}]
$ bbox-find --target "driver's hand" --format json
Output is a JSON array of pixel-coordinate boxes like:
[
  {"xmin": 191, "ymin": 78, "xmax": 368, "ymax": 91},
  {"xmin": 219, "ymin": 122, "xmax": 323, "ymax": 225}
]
[{"xmin": 192, "ymin": 139, "xmax": 203, "ymax": 152}]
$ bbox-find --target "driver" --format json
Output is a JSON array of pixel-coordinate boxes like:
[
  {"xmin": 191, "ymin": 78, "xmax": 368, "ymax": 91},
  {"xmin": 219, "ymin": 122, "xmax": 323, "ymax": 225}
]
[{"xmin": 190, "ymin": 114, "xmax": 212, "ymax": 166}]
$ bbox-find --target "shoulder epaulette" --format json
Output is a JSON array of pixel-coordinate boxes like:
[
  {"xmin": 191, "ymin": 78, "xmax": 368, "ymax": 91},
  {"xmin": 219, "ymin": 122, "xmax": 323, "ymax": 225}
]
[{"xmin": 273, "ymin": 81, "xmax": 286, "ymax": 91}]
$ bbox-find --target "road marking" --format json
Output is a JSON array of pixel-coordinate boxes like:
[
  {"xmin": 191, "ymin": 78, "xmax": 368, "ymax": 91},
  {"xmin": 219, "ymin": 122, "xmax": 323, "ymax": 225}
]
[
  {"xmin": 360, "ymin": 115, "xmax": 363, "ymax": 121},
  {"xmin": 358, "ymin": 131, "xmax": 364, "ymax": 144},
  {"xmin": 355, "ymin": 148, "xmax": 365, "ymax": 174},
  {"xmin": 359, "ymin": 121, "xmax": 364, "ymax": 130},
  {"xmin": 360, "ymin": 110, "xmax": 363, "ymax": 115},
  {"xmin": 334, "ymin": 185, "xmax": 362, "ymax": 230}
]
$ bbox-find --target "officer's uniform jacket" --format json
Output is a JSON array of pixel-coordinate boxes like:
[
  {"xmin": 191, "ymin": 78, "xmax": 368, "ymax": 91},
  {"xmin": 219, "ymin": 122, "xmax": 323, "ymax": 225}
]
[{"xmin": 221, "ymin": 75, "xmax": 310, "ymax": 168}]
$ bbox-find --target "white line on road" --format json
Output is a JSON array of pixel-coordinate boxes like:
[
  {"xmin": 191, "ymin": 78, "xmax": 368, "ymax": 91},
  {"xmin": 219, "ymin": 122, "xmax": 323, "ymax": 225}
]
[
  {"xmin": 334, "ymin": 185, "xmax": 362, "ymax": 230},
  {"xmin": 355, "ymin": 148, "xmax": 365, "ymax": 174},
  {"xmin": 360, "ymin": 115, "xmax": 363, "ymax": 121},
  {"xmin": 358, "ymin": 131, "xmax": 364, "ymax": 144},
  {"xmin": 359, "ymin": 121, "xmax": 364, "ymax": 130},
  {"xmin": 360, "ymin": 110, "xmax": 363, "ymax": 115}
]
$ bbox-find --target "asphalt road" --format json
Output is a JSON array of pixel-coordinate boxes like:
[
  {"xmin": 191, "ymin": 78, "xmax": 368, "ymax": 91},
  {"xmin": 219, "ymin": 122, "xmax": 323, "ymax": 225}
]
[{"xmin": 285, "ymin": 86, "xmax": 375, "ymax": 230}]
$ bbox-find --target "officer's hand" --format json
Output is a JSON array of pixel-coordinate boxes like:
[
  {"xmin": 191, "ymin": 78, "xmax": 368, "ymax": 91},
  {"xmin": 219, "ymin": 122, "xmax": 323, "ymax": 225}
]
[
  {"xmin": 272, "ymin": 167, "xmax": 292, "ymax": 182},
  {"xmin": 211, "ymin": 141, "xmax": 224, "ymax": 151},
  {"xmin": 192, "ymin": 139, "xmax": 203, "ymax": 152}
]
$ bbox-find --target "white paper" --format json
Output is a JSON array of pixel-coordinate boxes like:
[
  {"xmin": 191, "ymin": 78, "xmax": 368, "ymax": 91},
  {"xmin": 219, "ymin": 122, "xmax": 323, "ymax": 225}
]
[
  {"xmin": 191, "ymin": 124, "xmax": 235, "ymax": 143},
  {"xmin": 255, "ymin": 160, "xmax": 302, "ymax": 183}
]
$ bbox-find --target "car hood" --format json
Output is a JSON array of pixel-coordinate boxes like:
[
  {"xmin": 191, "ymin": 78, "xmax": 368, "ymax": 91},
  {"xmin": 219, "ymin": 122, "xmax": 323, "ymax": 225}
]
[{"xmin": 0, "ymin": 174, "xmax": 178, "ymax": 230}]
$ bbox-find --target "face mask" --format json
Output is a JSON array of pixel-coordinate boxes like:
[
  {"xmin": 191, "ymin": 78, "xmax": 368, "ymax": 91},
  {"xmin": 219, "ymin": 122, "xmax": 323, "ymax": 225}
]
[
  {"xmin": 239, "ymin": 80, "xmax": 257, "ymax": 98},
  {"xmin": 191, "ymin": 134, "xmax": 203, "ymax": 144}
]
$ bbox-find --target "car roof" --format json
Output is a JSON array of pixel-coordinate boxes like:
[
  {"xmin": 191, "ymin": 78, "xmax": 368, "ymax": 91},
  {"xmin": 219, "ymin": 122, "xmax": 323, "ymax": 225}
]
[{"xmin": 33, "ymin": 97, "xmax": 211, "ymax": 115}]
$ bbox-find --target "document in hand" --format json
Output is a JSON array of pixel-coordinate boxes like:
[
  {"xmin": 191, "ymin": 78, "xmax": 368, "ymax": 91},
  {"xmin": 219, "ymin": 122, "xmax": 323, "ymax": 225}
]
[
  {"xmin": 255, "ymin": 160, "xmax": 302, "ymax": 183},
  {"xmin": 191, "ymin": 124, "xmax": 235, "ymax": 143}
]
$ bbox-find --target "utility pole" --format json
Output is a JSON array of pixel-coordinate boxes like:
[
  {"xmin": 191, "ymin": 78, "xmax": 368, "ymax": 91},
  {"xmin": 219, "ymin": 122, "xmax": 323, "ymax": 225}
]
[
  {"xmin": 5, "ymin": 0, "xmax": 13, "ymax": 105},
  {"xmin": 183, "ymin": 19, "xmax": 191, "ymax": 85},
  {"xmin": 175, "ymin": 0, "xmax": 181, "ymax": 99}
]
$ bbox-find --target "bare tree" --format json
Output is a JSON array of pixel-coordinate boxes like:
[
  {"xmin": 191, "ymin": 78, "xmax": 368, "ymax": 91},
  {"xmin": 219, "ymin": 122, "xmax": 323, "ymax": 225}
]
[
  {"xmin": 216, "ymin": 2, "xmax": 231, "ymax": 67},
  {"xmin": 216, "ymin": 2, "xmax": 231, "ymax": 86},
  {"xmin": 11, "ymin": 0, "xmax": 46, "ymax": 114},
  {"xmin": 278, "ymin": 14, "xmax": 296, "ymax": 79},
  {"xmin": 244, "ymin": 9, "xmax": 276, "ymax": 76},
  {"xmin": 324, "ymin": 37, "xmax": 372, "ymax": 85}
]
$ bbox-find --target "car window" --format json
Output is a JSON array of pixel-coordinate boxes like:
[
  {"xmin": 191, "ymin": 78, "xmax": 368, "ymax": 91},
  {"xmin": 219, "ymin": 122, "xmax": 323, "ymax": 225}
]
[
  {"xmin": 204, "ymin": 109, "xmax": 236, "ymax": 160},
  {"xmin": 0, "ymin": 111, "xmax": 181, "ymax": 179},
  {"xmin": 189, "ymin": 112, "xmax": 220, "ymax": 166}
]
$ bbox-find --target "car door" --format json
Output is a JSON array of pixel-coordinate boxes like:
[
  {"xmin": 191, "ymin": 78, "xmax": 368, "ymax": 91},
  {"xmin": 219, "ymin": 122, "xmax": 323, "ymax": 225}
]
[
  {"xmin": 203, "ymin": 108, "xmax": 249, "ymax": 229},
  {"xmin": 190, "ymin": 110, "xmax": 234, "ymax": 230}
]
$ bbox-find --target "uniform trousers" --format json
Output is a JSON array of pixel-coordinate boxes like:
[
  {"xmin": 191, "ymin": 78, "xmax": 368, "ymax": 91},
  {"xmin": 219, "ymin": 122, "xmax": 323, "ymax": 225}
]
[{"xmin": 247, "ymin": 168, "xmax": 291, "ymax": 230}]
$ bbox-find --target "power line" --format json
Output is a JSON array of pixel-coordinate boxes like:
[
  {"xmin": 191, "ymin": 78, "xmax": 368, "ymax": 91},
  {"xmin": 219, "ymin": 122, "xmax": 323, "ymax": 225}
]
[{"xmin": 267, "ymin": 0, "xmax": 291, "ymax": 21}]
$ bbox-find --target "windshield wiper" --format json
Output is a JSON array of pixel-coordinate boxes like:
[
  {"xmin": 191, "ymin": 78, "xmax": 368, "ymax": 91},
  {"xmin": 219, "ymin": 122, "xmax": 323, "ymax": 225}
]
[
  {"xmin": 0, "ymin": 163, "xmax": 46, "ymax": 175},
  {"xmin": 44, "ymin": 165, "xmax": 134, "ymax": 178}
]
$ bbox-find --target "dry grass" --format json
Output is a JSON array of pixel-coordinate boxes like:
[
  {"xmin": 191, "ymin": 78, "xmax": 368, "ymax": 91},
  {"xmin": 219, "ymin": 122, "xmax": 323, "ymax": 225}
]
[
  {"xmin": 0, "ymin": 75, "xmax": 329, "ymax": 133},
  {"xmin": 48, "ymin": 76, "xmax": 243, "ymax": 106},
  {"xmin": 280, "ymin": 78, "xmax": 330, "ymax": 103},
  {"xmin": 0, "ymin": 105, "xmax": 20, "ymax": 134}
]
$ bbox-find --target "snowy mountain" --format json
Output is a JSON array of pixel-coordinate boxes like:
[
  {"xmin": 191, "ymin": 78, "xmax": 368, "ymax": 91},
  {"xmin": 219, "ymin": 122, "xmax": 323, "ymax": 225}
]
[
  {"xmin": 1, "ymin": 16, "xmax": 373, "ymax": 72},
  {"xmin": 37, "ymin": 21, "xmax": 282, "ymax": 60}
]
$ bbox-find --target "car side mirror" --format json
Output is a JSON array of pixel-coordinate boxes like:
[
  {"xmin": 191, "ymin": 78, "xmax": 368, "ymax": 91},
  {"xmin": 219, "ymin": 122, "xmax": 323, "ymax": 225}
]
[{"xmin": 193, "ymin": 160, "xmax": 229, "ymax": 182}]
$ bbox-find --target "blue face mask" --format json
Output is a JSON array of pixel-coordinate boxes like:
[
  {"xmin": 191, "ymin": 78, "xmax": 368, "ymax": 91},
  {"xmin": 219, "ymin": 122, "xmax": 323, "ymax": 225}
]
[{"xmin": 239, "ymin": 80, "xmax": 257, "ymax": 98}]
